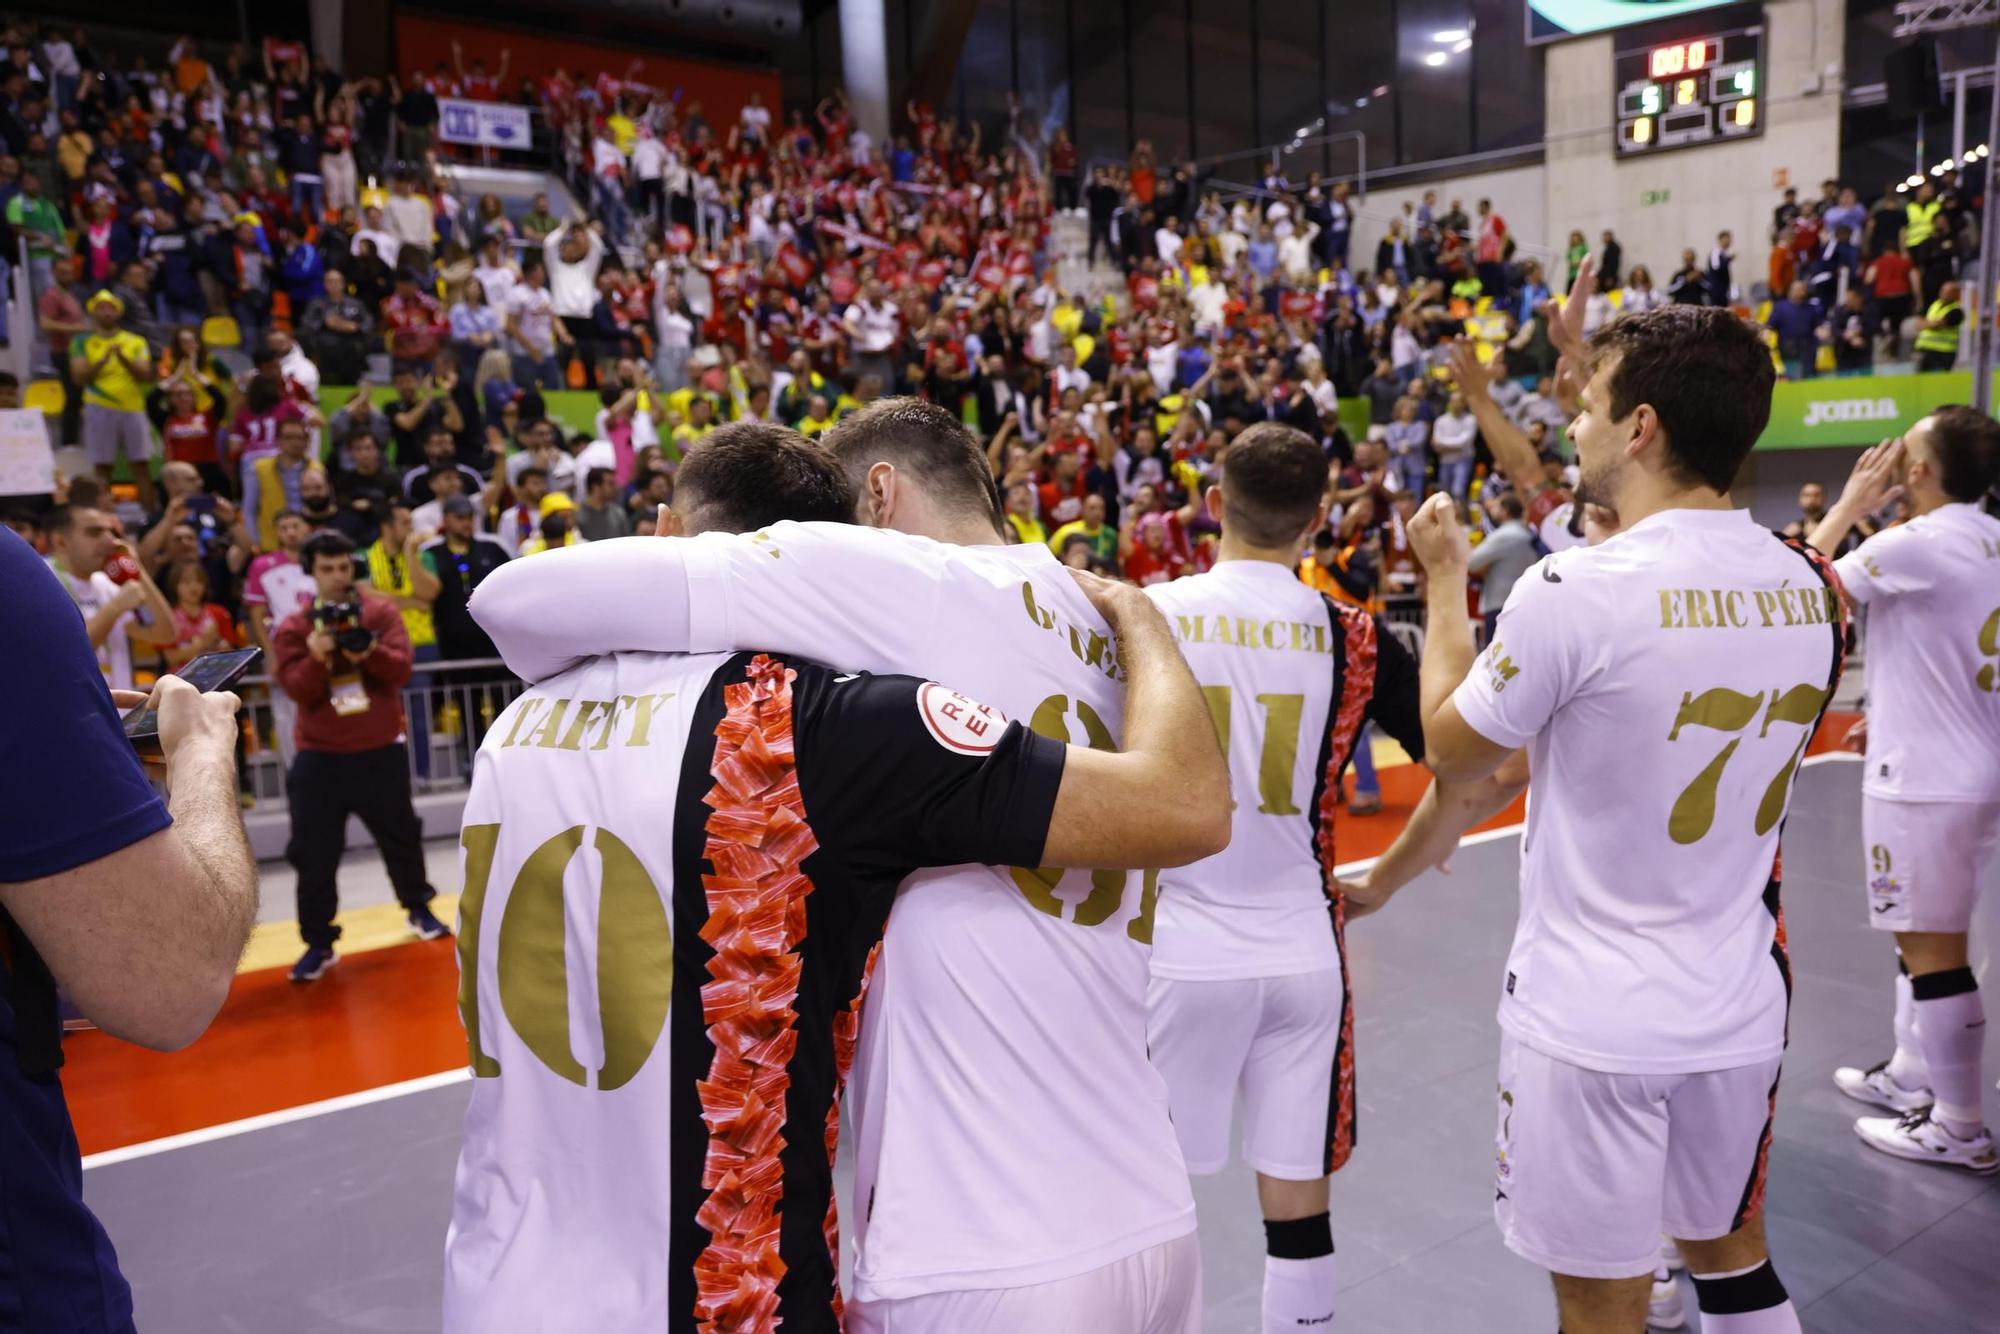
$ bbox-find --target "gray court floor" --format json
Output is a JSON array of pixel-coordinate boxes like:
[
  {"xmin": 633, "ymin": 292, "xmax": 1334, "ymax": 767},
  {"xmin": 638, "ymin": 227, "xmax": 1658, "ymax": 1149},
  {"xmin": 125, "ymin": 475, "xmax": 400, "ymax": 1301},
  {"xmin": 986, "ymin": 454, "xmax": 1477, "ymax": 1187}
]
[{"xmin": 85, "ymin": 758, "xmax": 2000, "ymax": 1332}]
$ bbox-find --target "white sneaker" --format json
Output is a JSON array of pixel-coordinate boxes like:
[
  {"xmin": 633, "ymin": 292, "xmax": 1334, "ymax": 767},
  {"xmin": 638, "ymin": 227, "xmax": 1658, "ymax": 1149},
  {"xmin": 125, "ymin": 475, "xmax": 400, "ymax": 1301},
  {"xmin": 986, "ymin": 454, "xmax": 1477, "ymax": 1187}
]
[
  {"xmin": 1854, "ymin": 1110, "xmax": 2000, "ymax": 1174},
  {"xmin": 1658, "ymin": 1238, "xmax": 1684, "ymax": 1273},
  {"xmin": 1647, "ymin": 1267, "xmax": 1686, "ymax": 1330},
  {"xmin": 1833, "ymin": 1060, "xmax": 1934, "ymax": 1113}
]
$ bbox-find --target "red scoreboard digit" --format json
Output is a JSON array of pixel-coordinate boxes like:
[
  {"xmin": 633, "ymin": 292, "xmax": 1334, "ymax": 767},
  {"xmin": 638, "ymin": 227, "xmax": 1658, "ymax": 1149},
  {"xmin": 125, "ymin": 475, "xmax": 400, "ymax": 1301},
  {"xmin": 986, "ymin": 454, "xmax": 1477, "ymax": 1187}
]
[{"xmin": 1616, "ymin": 24, "xmax": 1764, "ymax": 158}]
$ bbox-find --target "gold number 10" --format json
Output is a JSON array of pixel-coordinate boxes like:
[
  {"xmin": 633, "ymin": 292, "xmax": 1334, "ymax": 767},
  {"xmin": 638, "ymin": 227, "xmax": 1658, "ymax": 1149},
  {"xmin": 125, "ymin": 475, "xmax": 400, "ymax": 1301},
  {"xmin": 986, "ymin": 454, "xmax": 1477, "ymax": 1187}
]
[
  {"xmin": 1664, "ymin": 683, "xmax": 1827, "ymax": 844},
  {"xmin": 457, "ymin": 823, "xmax": 675, "ymax": 1089}
]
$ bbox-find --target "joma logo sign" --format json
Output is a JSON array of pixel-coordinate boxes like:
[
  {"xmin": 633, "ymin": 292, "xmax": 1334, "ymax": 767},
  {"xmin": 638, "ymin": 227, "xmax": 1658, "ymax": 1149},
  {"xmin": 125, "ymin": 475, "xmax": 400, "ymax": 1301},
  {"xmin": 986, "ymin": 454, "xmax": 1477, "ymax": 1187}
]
[{"xmin": 1803, "ymin": 397, "xmax": 1899, "ymax": 428}]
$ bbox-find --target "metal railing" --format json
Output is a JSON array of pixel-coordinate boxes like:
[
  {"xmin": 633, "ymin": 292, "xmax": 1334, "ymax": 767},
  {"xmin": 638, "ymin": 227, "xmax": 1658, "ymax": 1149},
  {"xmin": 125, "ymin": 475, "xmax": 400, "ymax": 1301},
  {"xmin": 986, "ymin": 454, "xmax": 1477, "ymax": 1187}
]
[{"xmin": 234, "ymin": 657, "xmax": 524, "ymax": 809}]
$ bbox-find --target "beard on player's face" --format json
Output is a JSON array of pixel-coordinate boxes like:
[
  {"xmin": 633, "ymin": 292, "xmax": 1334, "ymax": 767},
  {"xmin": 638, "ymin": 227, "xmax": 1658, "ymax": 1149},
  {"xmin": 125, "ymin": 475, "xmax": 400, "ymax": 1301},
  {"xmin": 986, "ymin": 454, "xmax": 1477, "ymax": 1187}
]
[{"xmin": 1574, "ymin": 453, "xmax": 1621, "ymax": 511}]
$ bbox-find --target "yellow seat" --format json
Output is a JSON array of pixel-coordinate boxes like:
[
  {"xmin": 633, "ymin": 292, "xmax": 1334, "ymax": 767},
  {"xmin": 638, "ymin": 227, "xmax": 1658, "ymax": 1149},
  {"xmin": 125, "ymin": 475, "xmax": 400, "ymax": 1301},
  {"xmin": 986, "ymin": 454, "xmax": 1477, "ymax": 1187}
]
[
  {"xmin": 24, "ymin": 379, "xmax": 64, "ymax": 414},
  {"xmin": 202, "ymin": 316, "xmax": 242, "ymax": 349},
  {"xmin": 1072, "ymin": 332, "xmax": 1096, "ymax": 365},
  {"xmin": 1607, "ymin": 288, "xmax": 1625, "ymax": 309},
  {"xmin": 1474, "ymin": 297, "xmax": 1494, "ymax": 316},
  {"xmin": 1754, "ymin": 300, "xmax": 1772, "ymax": 325}
]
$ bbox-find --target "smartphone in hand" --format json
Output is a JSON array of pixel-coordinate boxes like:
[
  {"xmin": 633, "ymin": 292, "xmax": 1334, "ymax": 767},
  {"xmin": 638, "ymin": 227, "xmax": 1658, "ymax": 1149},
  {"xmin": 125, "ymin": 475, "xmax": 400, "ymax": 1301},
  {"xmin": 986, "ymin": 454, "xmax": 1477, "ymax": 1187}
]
[{"xmin": 123, "ymin": 648, "xmax": 262, "ymax": 760}]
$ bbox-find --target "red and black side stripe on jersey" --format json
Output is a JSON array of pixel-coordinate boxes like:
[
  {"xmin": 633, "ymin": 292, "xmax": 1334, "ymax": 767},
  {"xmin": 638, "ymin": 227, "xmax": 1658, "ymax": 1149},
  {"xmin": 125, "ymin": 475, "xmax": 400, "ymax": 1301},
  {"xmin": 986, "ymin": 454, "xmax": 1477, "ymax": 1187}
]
[
  {"xmin": 1731, "ymin": 539, "xmax": 1849, "ymax": 1232},
  {"xmin": 664, "ymin": 654, "xmax": 898, "ymax": 1334},
  {"xmin": 1304, "ymin": 601, "xmax": 1377, "ymax": 1175},
  {"xmin": 663, "ymin": 654, "xmax": 1065, "ymax": 1333}
]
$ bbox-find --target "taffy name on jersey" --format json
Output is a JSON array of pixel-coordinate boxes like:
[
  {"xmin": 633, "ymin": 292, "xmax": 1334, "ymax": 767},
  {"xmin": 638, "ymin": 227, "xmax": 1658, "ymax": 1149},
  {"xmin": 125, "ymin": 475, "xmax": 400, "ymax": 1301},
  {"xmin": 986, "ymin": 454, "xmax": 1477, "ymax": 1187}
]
[{"xmin": 493, "ymin": 692, "xmax": 680, "ymax": 751}]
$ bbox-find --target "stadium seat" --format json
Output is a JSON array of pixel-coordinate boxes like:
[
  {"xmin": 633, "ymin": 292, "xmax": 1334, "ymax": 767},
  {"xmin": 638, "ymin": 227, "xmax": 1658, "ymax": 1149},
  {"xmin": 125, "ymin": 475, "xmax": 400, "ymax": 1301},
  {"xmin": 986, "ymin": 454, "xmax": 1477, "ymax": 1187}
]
[
  {"xmin": 365, "ymin": 353, "xmax": 393, "ymax": 381},
  {"xmin": 202, "ymin": 316, "xmax": 243, "ymax": 349},
  {"xmin": 24, "ymin": 379, "xmax": 63, "ymax": 415}
]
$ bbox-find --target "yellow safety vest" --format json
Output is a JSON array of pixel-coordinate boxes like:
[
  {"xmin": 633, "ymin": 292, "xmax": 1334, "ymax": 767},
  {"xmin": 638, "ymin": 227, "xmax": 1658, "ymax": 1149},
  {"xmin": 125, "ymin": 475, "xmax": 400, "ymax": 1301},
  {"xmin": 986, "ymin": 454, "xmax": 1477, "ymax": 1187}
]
[
  {"xmin": 1904, "ymin": 199, "xmax": 1942, "ymax": 250},
  {"xmin": 1915, "ymin": 298, "xmax": 1962, "ymax": 355}
]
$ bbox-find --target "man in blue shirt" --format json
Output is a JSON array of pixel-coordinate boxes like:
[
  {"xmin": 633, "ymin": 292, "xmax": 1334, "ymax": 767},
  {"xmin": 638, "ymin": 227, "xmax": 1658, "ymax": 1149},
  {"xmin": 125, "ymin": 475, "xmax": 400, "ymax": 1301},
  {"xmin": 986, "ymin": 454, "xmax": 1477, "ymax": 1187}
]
[
  {"xmin": 1767, "ymin": 281, "xmax": 1825, "ymax": 380},
  {"xmin": 0, "ymin": 529, "xmax": 258, "ymax": 1332}
]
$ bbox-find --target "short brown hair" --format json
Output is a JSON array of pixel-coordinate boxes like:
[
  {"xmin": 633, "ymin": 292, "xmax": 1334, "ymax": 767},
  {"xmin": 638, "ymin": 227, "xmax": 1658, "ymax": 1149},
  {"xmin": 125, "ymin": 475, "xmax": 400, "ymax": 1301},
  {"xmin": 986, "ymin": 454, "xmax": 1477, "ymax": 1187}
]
[
  {"xmin": 675, "ymin": 422, "xmax": 853, "ymax": 534},
  {"xmin": 1922, "ymin": 405, "xmax": 2000, "ymax": 501},
  {"xmin": 1586, "ymin": 306, "xmax": 1775, "ymax": 493},
  {"xmin": 1219, "ymin": 422, "xmax": 1326, "ymax": 546},
  {"xmin": 821, "ymin": 397, "xmax": 1004, "ymax": 535}
]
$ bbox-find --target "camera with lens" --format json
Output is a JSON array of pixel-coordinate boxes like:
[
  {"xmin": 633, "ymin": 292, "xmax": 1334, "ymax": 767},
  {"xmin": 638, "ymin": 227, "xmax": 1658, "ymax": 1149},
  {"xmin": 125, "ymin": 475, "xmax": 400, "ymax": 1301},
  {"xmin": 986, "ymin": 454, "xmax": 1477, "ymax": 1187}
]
[{"xmin": 311, "ymin": 601, "xmax": 375, "ymax": 656}]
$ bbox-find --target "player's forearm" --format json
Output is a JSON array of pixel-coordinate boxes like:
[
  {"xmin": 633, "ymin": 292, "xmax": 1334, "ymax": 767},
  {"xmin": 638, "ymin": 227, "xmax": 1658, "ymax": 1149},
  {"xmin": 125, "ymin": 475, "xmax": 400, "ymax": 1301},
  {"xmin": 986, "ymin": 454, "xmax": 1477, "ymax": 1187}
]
[
  {"xmin": 1468, "ymin": 396, "xmax": 1543, "ymax": 496},
  {"xmin": 1807, "ymin": 500, "xmax": 1865, "ymax": 556},
  {"xmin": 1419, "ymin": 572, "xmax": 1475, "ymax": 727},
  {"xmin": 469, "ymin": 537, "xmax": 693, "ymax": 682},
  {"xmin": 1364, "ymin": 764, "xmax": 1526, "ymax": 901},
  {"xmin": 1044, "ymin": 595, "xmax": 1229, "ymax": 868}
]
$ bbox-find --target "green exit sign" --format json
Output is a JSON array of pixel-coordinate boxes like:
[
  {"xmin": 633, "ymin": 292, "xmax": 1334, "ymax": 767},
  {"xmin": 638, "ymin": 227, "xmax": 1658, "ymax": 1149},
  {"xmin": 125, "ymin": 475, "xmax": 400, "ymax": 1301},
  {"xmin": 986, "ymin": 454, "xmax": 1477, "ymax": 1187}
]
[{"xmin": 1640, "ymin": 189, "xmax": 1672, "ymax": 206}]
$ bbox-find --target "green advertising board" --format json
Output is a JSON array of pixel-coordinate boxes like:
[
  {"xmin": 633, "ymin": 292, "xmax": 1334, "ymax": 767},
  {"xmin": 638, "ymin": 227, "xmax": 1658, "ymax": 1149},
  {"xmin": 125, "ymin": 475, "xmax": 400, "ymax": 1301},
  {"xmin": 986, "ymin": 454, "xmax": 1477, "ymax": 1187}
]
[{"xmin": 1757, "ymin": 372, "xmax": 1999, "ymax": 451}]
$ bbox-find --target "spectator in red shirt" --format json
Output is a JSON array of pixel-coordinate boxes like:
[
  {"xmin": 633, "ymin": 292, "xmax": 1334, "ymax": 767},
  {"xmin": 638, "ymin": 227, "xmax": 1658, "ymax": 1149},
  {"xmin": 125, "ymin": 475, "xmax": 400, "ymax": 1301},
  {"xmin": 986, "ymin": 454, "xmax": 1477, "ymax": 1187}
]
[
  {"xmin": 381, "ymin": 269, "xmax": 447, "ymax": 372},
  {"xmin": 1123, "ymin": 510, "xmax": 1190, "ymax": 585},
  {"xmin": 151, "ymin": 379, "xmax": 230, "ymax": 497},
  {"xmin": 1864, "ymin": 238, "xmax": 1919, "ymax": 359},
  {"xmin": 270, "ymin": 528, "xmax": 447, "ymax": 982},
  {"xmin": 160, "ymin": 559, "xmax": 243, "ymax": 669}
]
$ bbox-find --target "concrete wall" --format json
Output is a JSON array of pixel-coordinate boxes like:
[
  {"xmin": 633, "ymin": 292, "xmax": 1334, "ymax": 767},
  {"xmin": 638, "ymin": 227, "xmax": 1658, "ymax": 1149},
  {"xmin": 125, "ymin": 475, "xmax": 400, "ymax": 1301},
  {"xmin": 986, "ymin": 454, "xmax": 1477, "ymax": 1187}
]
[
  {"xmin": 1542, "ymin": 0, "xmax": 1845, "ymax": 288},
  {"xmin": 1343, "ymin": 0, "xmax": 1844, "ymax": 290},
  {"xmin": 1349, "ymin": 161, "xmax": 1553, "ymax": 277}
]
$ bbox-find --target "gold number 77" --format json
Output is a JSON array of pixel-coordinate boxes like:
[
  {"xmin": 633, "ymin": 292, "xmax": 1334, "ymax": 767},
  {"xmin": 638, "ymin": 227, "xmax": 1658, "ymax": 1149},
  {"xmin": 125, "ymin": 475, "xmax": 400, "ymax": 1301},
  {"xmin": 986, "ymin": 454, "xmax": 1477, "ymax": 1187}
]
[{"xmin": 1665, "ymin": 683, "xmax": 1827, "ymax": 845}]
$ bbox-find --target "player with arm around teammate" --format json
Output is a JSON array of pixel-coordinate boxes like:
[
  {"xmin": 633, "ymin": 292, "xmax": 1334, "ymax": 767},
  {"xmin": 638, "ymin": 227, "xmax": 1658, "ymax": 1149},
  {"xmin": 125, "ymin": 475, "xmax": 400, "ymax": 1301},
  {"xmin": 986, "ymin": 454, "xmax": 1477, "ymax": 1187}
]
[{"xmin": 445, "ymin": 425, "xmax": 1229, "ymax": 1334}]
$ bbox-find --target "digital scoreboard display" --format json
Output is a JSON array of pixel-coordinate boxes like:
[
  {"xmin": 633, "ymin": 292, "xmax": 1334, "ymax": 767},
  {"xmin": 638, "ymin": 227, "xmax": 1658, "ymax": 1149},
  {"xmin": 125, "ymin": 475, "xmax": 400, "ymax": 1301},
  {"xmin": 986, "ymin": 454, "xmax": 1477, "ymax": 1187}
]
[{"xmin": 1613, "ymin": 24, "xmax": 1764, "ymax": 158}]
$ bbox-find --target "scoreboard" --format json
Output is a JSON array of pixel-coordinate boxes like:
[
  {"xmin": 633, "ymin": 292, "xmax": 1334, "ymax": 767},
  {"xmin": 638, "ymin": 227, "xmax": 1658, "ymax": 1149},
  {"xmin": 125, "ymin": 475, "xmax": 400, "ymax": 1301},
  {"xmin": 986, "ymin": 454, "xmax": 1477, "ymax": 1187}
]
[{"xmin": 1613, "ymin": 24, "xmax": 1764, "ymax": 158}]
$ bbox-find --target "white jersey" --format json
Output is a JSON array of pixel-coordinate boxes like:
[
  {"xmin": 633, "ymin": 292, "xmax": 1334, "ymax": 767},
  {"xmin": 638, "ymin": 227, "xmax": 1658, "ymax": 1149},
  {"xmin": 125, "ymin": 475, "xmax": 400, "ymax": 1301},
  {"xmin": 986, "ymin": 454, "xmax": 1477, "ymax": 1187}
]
[
  {"xmin": 1144, "ymin": 561, "xmax": 1423, "ymax": 980},
  {"xmin": 1834, "ymin": 503, "xmax": 2000, "ymax": 803},
  {"xmin": 445, "ymin": 648, "xmax": 1069, "ymax": 1333},
  {"xmin": 57, "ymin": 567, "xmax": 135, "ymax": 691},
  {"xmin": 1453, "ymin": 509, "xmax": 1846, "ymax": 1075},
  {"xmin": 467, "ymin": 523, "xmax": 1197, "ymax": 1301}
]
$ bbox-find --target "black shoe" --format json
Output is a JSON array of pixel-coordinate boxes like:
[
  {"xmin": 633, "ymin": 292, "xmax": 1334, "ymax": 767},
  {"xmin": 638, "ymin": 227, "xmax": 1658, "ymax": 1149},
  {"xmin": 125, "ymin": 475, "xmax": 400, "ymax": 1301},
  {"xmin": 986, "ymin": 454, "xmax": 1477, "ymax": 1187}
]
[{"xmin": 408, "ymin": 906, "xmax": 452, "ymax": 941}]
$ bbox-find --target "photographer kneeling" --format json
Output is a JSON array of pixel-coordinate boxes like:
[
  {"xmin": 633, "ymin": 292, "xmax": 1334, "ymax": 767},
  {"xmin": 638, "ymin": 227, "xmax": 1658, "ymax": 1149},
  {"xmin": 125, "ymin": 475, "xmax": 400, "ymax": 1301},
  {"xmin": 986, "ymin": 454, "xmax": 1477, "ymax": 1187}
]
[
  {"xmin": 0, "ymin": 529, "xmax": 257, "ymax": 1333},
  {"xmin": 272, "ymin": 530, "xmax": 447, "ymax": 984}
]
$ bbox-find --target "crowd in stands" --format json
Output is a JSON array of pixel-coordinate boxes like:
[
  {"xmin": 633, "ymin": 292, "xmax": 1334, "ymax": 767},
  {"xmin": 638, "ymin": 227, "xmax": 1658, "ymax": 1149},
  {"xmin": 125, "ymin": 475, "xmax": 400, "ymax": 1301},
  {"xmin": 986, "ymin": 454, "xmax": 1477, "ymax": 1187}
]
[{"xmin": 3, "ymin": 16, "xmax": 1987, "ymax": 701}]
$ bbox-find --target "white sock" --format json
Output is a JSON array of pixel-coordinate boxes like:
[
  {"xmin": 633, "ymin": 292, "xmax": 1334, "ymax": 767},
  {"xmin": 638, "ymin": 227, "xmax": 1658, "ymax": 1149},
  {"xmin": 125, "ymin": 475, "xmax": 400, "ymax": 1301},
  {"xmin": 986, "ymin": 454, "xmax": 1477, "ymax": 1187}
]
[
  {"xmin": 1263, "ymin": 1254, "xmax": 1337, "ymax": 1333},
  {"xmin": 1912, "ymin": 970, "xmax": 1986, "ymax": 1137},
  {"xmin": 1886, "ymin": 966, "xmax": 1927, "ymax": 1088},
  {"xmin": 1692, "ymin": 1262, "xmax": 1802, "ymax": 1333}
]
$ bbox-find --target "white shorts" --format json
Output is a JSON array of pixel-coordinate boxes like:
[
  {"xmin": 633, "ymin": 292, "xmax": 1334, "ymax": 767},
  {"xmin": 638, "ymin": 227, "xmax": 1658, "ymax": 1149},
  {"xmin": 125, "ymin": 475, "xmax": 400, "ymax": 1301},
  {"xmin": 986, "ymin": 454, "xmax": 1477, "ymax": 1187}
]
[
  {"xmin": 1146, "ymin": 968, "xmax": 1349, "ymax": 1180},
  {"xmin": 845, "ymin": 1231, "xmax": 1200, "ymax": 1334},
  {"xmin": 1862, "ymin": 795, "xmax": 2000, "ymax": 933},
  {"xmin": 1493, "ymin": 1037, "xmax": 1781, "ymax": 1280},
  {"xmin": 82, "ymin": 404, "xmax": 152, "ymax": 466}
]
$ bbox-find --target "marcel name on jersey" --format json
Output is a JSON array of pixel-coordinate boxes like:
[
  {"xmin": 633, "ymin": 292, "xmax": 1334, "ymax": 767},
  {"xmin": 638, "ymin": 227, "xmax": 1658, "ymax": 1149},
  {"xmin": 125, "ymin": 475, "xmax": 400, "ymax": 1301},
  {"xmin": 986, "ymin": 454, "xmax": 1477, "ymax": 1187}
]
[{"xmin": 1167, "ymin": 612, "xmax": 1340, "ymax": 655}]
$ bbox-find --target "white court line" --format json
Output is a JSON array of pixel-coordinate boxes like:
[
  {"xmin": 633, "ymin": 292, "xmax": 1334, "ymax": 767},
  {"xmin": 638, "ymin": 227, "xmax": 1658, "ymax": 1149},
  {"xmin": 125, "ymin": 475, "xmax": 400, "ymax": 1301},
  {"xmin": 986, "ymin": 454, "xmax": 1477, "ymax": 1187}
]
[
  {"xmin": 81, "ymin": 1068, "xmax": 472, "ymax": 1170},
  {"xmin": 82, "ymin": 751, "xmax": 1866, "ymax": 1167}
]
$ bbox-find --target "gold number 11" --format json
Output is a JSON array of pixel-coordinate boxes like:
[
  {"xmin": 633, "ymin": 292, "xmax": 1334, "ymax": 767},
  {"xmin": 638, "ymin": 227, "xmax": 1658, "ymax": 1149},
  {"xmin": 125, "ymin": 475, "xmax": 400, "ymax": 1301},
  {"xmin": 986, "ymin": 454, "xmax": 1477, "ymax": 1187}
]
[{"xmin": 1203, "ymin": 686, "xmax": 1307, "ymax": 816}]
